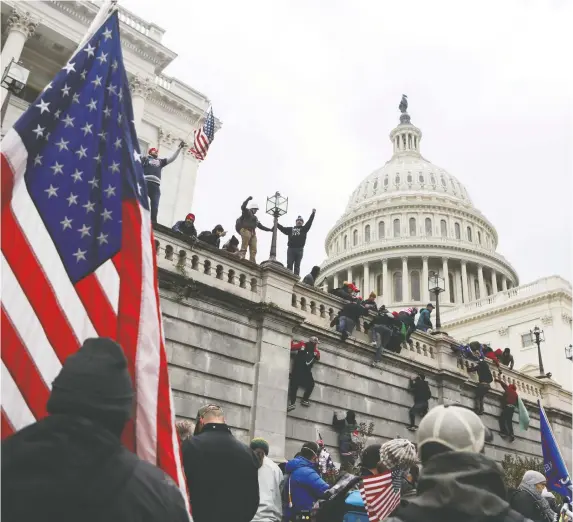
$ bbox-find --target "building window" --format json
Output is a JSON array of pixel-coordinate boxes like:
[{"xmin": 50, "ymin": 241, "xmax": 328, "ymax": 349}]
[
  {"xmin": 393, "ymin": 219, "xmax": 401, "ymax": 237},
  {"xmin": 449, "ymin": 273, "xmax": 455, "ymax": 303},
  {"xmin": 411, "ymin": 271, "xmax": 420, "ymax": 301},
  {"xmin": 378, "ymin": 221, "xmax": 385, "ymax": 239},
  {"xmin": 407, "ymin": 173, "xmax": 413, "ymax": 183},
  {"xmin": 454, "ymin": 222, "xmax": 461, "ymax": 239},
  {"xmin": 409, "ymin": 217, "xmax": 416, "ymax": 236},
  {"xmin": 336, "ymin": 239, "xmax": 339, "ymax": 253},
  {"xmin": 395, "ymin": 174, "xmax": 400, "ymax": 185},
  {"xmin": 376, "ymin": 274, "xmax": 382, "ymax": 295},
  {"xmin": 440, "ymin": 219, "xmax": 447, "ymax": 237},
  {"xmin": 364, "ymin": 225, "xmax": 371, "ymax": 243},
  {"xmin": 393, "ymin": 272, "xmax": 403, "ymax": 302},
  {"xmin": 521, "ymin": 333, "xmax": 533, "ymax": 348},
  {"xmin": 384, "ymin": 176, "xmax": 389, "ymax": 187},
  {"xmin": 425, "ymin": 218, "xmax": 432, "ymax": 236},
  {"xmin": 343, "ymin": 235, "xmax": 347, "ymax": 249},
  {"xmin": 353, "ymin": 229, "xmax": 358, "ymax": 246},
  {"xmin": 430, "ymin": 174, "xmax": 436, "ymax": 185},
  {"xmin": 478, "ymin": 231, "xmax": 482, "ymax": 245},
  {"xmin": 419, "ymin": 173, "xmax": 424, "ymax": 184},
  {"xmin": 139, "ymin": 139, "xmax": 149, "ymax": 155},
  {"xmin": 474, "ymin": 278, "xmax": 480, "ymax": 300},
  {"xmin": 467, "ymin": 227, "xmax": 473, "ymax": 242},
  {"xmin": 441, "ymin": 175, "xmax": 447, "ymax": 187},
  {"xmin": 373, "ymin": 180, "xmax": 378, "ymax": 192}
]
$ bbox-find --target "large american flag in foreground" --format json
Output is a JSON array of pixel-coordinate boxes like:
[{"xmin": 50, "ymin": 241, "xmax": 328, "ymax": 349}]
[
  {"xmin": 189, "ymin": 108, "xmax": 215, "ymax": 161},
  {"xmin": 360, "ymin": 470, "xmax": 402, "ymax": 521},
  {"xmin": 0, "ymin": 11, "xmax": 188, "ymax": 510}
]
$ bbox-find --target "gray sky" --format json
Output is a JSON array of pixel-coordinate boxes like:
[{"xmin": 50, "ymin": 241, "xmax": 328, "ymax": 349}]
[{"xmin": 122, "ymin": 0, "xmax": 572, "ymax": 285}]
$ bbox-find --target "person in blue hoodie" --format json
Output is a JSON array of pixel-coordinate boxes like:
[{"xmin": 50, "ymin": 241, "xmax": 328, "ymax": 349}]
[
  {"xmin": 416, "ymin": 303, "xmax": 434, "ymax": 332},
  {"xmin": 284, "ymin": 442, "xmax": 329, "ymax": 521}
]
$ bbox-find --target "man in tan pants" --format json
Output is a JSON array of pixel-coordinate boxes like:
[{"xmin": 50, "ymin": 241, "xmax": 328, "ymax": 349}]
[{"xmin": 236, "ymin": 196, "xmax": 272, "ymax": 262}]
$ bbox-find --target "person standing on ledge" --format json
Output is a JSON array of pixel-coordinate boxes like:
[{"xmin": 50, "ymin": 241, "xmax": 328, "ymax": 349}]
[
  {"xmin": 142, "ymin": 141, "xmax": 185, "ymax": 223},
  {"xmin": 277, "ymin": 209, "xmax": 316, "ymax": 276},
  {"xmin": 236, "ymin": 196, "xmax": 272, "ymax": 263}
]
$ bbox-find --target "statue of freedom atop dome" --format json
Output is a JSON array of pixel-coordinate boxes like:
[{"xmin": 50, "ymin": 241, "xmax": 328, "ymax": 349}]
[{"xmin": 399, "ymin": 94, "xmax": 408, "ymax": 114}]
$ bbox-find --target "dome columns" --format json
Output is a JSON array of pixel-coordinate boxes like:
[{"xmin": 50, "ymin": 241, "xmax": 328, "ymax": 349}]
[
  {"xmin": 501, "ymin": 276, "xmax": 508, "ymax": 291},
  {"xmin": 461, "ymin": 261, "xmax": 469, "ymax": 304},
  {"xmin": 402, "ymin": 257, "xmax": 409, "ymax": 303},
  {"xmin": 422, "ymin": 257, "xmax": 429, "ymax": 302},
  {"xmin": 491, "ymin": 270, "xmax": 498, "ymax": 295},
  {"xmin": 477, "ymin": 265, "xmax": 486, "ymax": 301},
  {"xmin": 442, "ymin": 257, "xmax": 450, "ymax": 304}
]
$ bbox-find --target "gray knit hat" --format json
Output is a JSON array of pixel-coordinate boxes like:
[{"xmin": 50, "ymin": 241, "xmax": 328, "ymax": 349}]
[{"xmin": 379, "ymin": 438, "xmax": 418, "ymax": 470}]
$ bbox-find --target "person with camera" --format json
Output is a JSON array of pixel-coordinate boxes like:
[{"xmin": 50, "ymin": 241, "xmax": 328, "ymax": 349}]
[{"xmin": 283, "ymin": 442, "xmax": 329, "ymax": 522}]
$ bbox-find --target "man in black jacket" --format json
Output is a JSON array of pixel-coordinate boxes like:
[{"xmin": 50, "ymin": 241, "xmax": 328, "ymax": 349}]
[
  {"xmin": 385, "ymin": 405, "xmax": 530, "ymax": 522},
  {"xmin": 1, "ymin": 338, "xmax": 189, "ymax": 522},
  {"xmin": 367, "ymin": 305, "xmax": 397, "ymax": 363},
  {"xmin": 337, "ymin": 301, "xmax": 368, "ymax": 341},
  {"xmin": 198, "ymin": 224, "xmax": 226, "ymax": 248},
  {"xmin": 183, "ymin": 404, "xmax": 260, "ymax": 522},
  {"xmin": 278, "ymin": 210, "xmax": 316, "ymax": 275},
  {"xmin": 407, "ymin": 373, "xmax": 431, "ymax": 431},
  {"xmin": 468, "ymin": 358, "xmax": 494, "ymax": 415},
  {"xmin": 288, "ymin": 337, "xmax": 321, "ymax": 411},
  {"xmin": 236, "ymin": 196, "xmax": 272, "ymax": 262}
]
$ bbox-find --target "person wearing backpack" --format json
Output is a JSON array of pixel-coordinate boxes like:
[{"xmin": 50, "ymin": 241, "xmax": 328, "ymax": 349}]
[
  {"xmin": 197, "ymin": 225, "xmax": 226, "ymax": 248},
  {"xmin": 332, "ymin": 411, "xmax": 359, "ymax": 472},
  {"xmin": 235, "ymin": 196, "xmax": 272, "ymax": 262},
  {"xmin": 406, "ymin": 373, "xmax": 431, "ymax": 432},
  {"xmin": 468, "ymin": 357, "xmax": 494, "ymax": 415}
]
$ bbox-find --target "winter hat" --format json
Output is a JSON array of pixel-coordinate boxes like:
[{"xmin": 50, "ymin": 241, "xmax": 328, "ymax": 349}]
[
  {"xmin": 361, "ymin": 444, "xmax": 382, "ymax": 469},
  {"xmin": 369, "ymin": 292, "xmax": 376, "ymax": 299},
  {"xmin": 379, "ymin": 439, "xmax": 418, "ymax": 470},
  {"xmin": 417, "ymin": 405, "xmax": 491, "ymax": 456},
  {"xmin": 296, "ymin": 215, "xmax": 304, "ymax": 223},
  {"xmin": 522, "ymin": 470, "xmax": 546, "ymax": 486},
  {"xmin": 250, "ymin": 438, "xmax": 270, "ymax": 455},
  {"xmin": 186, "ymin": 213, "xmax": 195, "ymax": 221},
  {"xmin": 47, "ymin": 337, "xmax": 133, "ymax": 424},
  {"xmin": 309, "ymin": 336, "xmax": 319, "ymax": 344}
]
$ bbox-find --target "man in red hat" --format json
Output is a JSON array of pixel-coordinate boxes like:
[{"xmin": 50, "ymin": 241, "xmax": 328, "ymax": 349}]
[
  {"xmin": 142, "ymin": 141, "xmax": 185, "ymax": 223},
  {"xmin": 172, "ymin": 213, "xmax": 197, "ymax": 239}
]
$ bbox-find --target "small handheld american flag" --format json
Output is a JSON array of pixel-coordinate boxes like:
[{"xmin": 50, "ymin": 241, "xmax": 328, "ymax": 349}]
[
  {"xmin": 0, "ymin": 8, "xmax": 189, "ymax": 513},
  {"xmin": 359, "ymin": 470, "xmax": 402, "ymax": 521},
  {"xmin": 189, "ymin": 108, "xmax": 215, "ymax": 161}
]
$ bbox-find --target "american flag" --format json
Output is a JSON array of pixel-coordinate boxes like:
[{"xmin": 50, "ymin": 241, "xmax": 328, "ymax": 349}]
[
  {"xmin": 189, "ymin": 108, "xmax": 215, "ymax": 161},
  {"xmin": 360, "ymin": 470, "xmax": 402, "ymax": 521},
  {"xmin": 0, "ymin": 11, "xmax": 189, "ymax": 511}
]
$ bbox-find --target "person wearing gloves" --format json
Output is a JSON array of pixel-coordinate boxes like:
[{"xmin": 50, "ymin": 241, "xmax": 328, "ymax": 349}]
[
  {"xmin": 510, "ymin": 470, "xmax": 557, "ymax": 522},
  {"xmin": 143, "ymin": 141, "xmax": 185, "ymax": 223},
  {"xmin": 288, "ymin": 337, "xmax": 321, "ymax": 411},
  {"xmin": 277, "ymin": 210, "xmax": 316, "ymax": 276},
  {"xmin": 250, "ymin": 438, "xmax": 283, "ymax": 522},
  {"xmin": 236, "ymin": 196, "xmax": 272, "ymax": 262},
  {"xmin": 1, "ymin": 338, "xmax": 189, "ymax": 522},
  {"xmin": 385, "ymin": 405, "xmax": 532, "ymax": 522},
  {"xmin": 172, "ymin": 213, "xmax": 198, "ymax": 239}
]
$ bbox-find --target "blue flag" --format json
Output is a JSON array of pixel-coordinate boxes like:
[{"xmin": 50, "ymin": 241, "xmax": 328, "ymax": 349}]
[{"xmin": 538, "ymin": 400, "xmax": 572, "ymax": 501}]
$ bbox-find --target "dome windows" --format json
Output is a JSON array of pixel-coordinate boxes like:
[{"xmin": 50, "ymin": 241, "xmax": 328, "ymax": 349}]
[
  {"xmin": 378, "ymin": 221, "xmax": 385, "ymax": 239},
  {"xmin": 384, "ymin": 175, "xmax": 389, "ymax": 187},
  {"xmin": 418, "ymin": 173, "xmax": 424, "ymax": 184},
  {"xmin": 425, "ymin": 218, "xmax": 432, "ymax": 236},
  {"xmin": 454, "ymin": 222, "xmax": 461, "ymax": 239},
  {"xmin": 449, "ymin": 274, "xmax": 455, "ymax": 303},
  {"xmin": 393, "ymin": 272, "xmax": 403, "ymax": 302},
  {"xmin": 393, "ymin": 219, "xmax": 401, "ymax": 237},
  {"xmin": 364, "ymin": 224, "xmax": 371, "ymax": 243},
  {"xmin": 441, "ymin": 175, "xmax": 447, "ymax": 188},
  {"xmin": 411, "ymin": 271, "xmax": 421, "ymax": 301},
  {"xmin": 373, "ymin": 179, "xmax": 378, "ymax": 192},
  {"xmin": 478, "ymin": 231, "xmax": 482, "ymax": 245},
  {"xmin": 353, "ymin": 229, "xmax": 358, "ymax": 246},
  {"xmin": 440, "ymin": 219, "xmax": 448, "ymax": 237},
  {"xmin": 467, "ymin": 227, "xmax": 473, "ymax": 242},
  {"xmin": 395, "ymin": 174, "xmax": 401, "ymax": 185},
  {"xmin": 430, "ymin": 174, "xmax": 436, "ymax": 185},
  {"xmin": 409, "ymin": 218, "xmax": 417, "ymax": 236},
  {"xmin": 407, "ymin": 173, "xmax": 413, "ymax": 184},
  {"xmin": 343, "ymin": 235, "xmax": 348, "ymax": 249}
]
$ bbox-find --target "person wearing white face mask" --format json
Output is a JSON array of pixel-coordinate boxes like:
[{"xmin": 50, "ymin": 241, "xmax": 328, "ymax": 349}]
[
  {"xmin": 510, "ymin": 470, "xmax": 557, "ymax": 522},
  {"xmin": 541, "ymin": 488, "xmax": 559, "ymax": 514}
]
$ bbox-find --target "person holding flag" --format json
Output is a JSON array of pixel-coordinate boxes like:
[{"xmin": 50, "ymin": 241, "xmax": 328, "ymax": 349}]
[{"xmin": 0, "ymin": 1, "xmax": 189, "ymax": 516}]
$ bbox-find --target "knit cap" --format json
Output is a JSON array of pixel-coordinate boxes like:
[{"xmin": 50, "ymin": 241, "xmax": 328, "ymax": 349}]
[
  {"xmin": 250, "ymin": 437, "xmax": 270, "ymax": 455},
  {"xmin": 379, "ymin": 438, "xmax": 418, "ymax": 470}
]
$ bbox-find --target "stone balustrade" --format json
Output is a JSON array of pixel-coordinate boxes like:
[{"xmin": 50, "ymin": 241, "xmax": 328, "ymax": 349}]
[{"xmin": 118, "ymin": 9, "xmax": 165, "ymax": 42}]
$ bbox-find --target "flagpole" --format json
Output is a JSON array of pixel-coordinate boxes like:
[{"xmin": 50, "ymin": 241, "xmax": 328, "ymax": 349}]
[{"xmin": 74, "ymin": 0, "xmax": 119, "ymax": 56}]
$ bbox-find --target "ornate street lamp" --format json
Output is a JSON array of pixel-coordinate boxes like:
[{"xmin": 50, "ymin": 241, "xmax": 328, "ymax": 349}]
[
  {"xmin": 529, "ymin": 326, "xmax": 548, "ymax": 378},
  {"xmin": 565, "ymin": 344, "xmax": 573, "ymax": 361},
  {"xmin": 265, "ymin": 191, "xmax": 288, "ymax": 264},
  {"xmin": 1, "ymin": 58, "xmax": 30, "ymax": 125},
  {"xmin": 429, "ymin": 272, "xmax": 446, "ymax": 334}
]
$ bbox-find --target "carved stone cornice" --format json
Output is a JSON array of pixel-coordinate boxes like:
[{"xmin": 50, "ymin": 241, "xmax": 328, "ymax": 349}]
[
  {"xmin": 498, "ymin": 326, "xmax": 509, "ymax": 336},
  {"xmin": 6, "ymin": 7, "xmax": 39, "ymax": 39},
  {"xmin": 562, "ymin": 312, "xmax": 572, "ymax": 324},
  {"xmin": 129, "ymin": 75, "xmax": 155, "ymax": 100},
  {"xmin": 541, "ymin": 314, "xmax": 553, "ymax": 326},
  {"xmin": 158, "ymin": 127, "xmax": 183, "ymax": 148}
]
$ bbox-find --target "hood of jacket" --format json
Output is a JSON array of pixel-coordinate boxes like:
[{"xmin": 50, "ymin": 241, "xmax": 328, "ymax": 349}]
[
  {"xmin": 406, "ymin": 451, "xmax": 512, "ymax": 521},
  {"xmin": 286, "ymin": 455, "xmax": 317, "ymax": 474},
  {"xmin": 2, "ymin": 414, "xmax": 136, "ymax": 522}
]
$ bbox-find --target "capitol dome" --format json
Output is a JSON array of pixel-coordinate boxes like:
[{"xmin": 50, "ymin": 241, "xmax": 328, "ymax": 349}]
[{"xmin": 319, "ymin": 99, "xmax": 519, "ymax": 309}]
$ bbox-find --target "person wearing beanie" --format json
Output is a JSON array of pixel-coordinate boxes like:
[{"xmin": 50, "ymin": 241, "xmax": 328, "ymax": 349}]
[
  {"xmin": 277, "ymin": 209, "xmax": 316, "ymax": 276},
  {"xmin": 385, "ymin": 405, "xmax": 532, "ymax": 522},
  {"xmin": 510, "ymin": 470, "xmax": 557, "ymax": 522},
  {"xmin": 302, "ymin": 265, "xmax": 321, "ymax": 287},
  {"xmin": 250, "ymin": 438, "xmax": 283, "ymax": 522},
  {"xmin": 198, "ymin": 224, "xmax": 227, "ymax": 248},
  {"xmin": 378, "ymin": 439, "xmax": 418, "ymax": 472},
  {"xmin": 182, "ymin": 404, "xmax": 260, "ymax": 522},
  {"xmin": 1, "ymin": 337, "xmax": 189, "ymax": 522},
  {"xmin": 360, "ymin": 443, "xmax": 382, "ymax": 476},
  {"xmin": 284, "ymin": 441, "xmax": 329, "ymax": 520},
  {"xmin": 222, "ymin": 234, "xmax": 241, "ymax": 254},
  {"xmin": 143, "ymin": 140, "xmax": 185, "ymax": 223},
  {"xmin": 172, "ymin": 212, "xmax": 198, "ymax": 239}
]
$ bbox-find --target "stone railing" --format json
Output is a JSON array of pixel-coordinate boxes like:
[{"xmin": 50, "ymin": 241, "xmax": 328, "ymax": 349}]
[
  {"xmin": 443, "ymin": 275, "xmax": 572, "ymax": 323},
  {"xmin": 154, "ymin": 75, "xmax": 172, "ymax": 91},
  {"xmin": 153, "ymin": 74, "xmax": 211, "ymax": 112},
  {"xmin": 118, "ymin": 8, "xmax": 165, "ymax": 42}
]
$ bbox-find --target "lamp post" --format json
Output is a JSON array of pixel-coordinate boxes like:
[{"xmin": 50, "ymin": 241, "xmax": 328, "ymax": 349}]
[
  {"xmin": 530, "ymin": 326, "xmax": 547, "ymax": 378},
  {"xmin": 1, "ymin": 58, "xmax": 30, "ymax": 126},
  {"xmin": 265, "ymin": 191, "xmax": 288, "ymax": 264},
  {"xmin": 565, "ymin": 344, "xmax": 572, "ymax": 361},
  {"xmin": 428, "ymin": 272, "xmax": 446, "ymax": 334}
]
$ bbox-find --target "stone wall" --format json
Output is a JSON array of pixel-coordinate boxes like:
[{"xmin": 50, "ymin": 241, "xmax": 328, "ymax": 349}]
[{"xmin": 155, "ymin": 226, "xmax": 573, "ymax": 469}]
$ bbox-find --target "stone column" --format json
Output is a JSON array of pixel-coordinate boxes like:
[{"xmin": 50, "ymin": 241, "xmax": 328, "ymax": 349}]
[
  {"xmin": 461, "ymin": 261, "xmax": 469, "ymax": 303},
  {"xmin": 501, "ymin": 276, "xmax": 508, "ymax": 291},
  {"xmin": 477, "ymin": 265, "xmax": 486, "ymax": 300},
  {"xmin": 491, "ymin": 269, "xmax": 498, "ymax": 294},
  {"xmin": 382, "ymin": 259, "xmax": 389, "ymax": 304},
  {"xmin": 129, "ymin": 75, "xmax": 155, "ymax": 135},
  {"xmin": 422, "ymin": 256, "xmax": 429, "ymax": 303},
  {"xmin": 0, "ymin": 8, "xmax": 39, "ymax": 109},
  {"xmin": 442, "ymin": 257, "xmax": 450, "ymax": 304},
  {"xmin": 333, "ymin": 273, "xmax": 339, "ymax": 289},
  {"xmin": 455, "ymin": 269, "xmax": 463, "ymax": 303},
  {"xmin": 363, "ymin": 262, "xmax": 370, "ymax": 296},
  {"xmin": 401, "ymin": 257, "xmax": 409, "ymax": 303},
  {"xmin": 347, "ymin": 267, "xmax": 353, "ymax": 285}
]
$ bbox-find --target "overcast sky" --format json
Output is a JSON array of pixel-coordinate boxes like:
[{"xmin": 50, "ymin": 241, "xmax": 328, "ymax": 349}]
[{"xmin": 122, "ymin": 0, "xmax": 572, "ymax": 285}]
